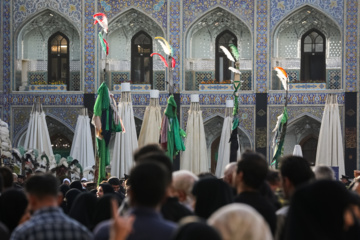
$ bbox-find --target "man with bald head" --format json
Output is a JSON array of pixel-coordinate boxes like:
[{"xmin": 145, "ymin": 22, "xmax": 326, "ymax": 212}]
[{"xmin": 223, "ymin": 162, "xmax": 237, "ymax": 188}]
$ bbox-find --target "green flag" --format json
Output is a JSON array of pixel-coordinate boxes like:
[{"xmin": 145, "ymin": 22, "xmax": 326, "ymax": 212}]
[
  {"xmin": 164, "ymin": 95, "xmax": 186, "ymax": 160},
  {"xmin": 271, "ymin": 107, "xmax": 288, "ymax": 168},
  {"xmin": 93, "ymin": 82, "xmax": 122, "ymax": 185}
]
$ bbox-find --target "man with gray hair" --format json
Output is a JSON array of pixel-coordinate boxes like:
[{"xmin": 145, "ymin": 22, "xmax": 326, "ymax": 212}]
[
  {"xmin": 313, "ymin": 165, "xmax": 335, "ymax": 180},
  {"xmin": 172, "ymin": 170, "xmax": 199, "ymax": 211},
  {"xmin": 223, "ymin": 162, "xmax": 237, "ymax": 188}
]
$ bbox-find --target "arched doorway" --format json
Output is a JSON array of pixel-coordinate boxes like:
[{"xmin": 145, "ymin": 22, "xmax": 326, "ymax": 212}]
[
  {"xmin": 48, "ymin": 32, "xmax": 70, "ymax": 89},
  {"xmin": 131, "ymin": 31, "xmax": 153, "ymax": 85},
  {"xmin": 300, "ymin": 135, "xmax": 318, "ymax": 166},
  {"xmin": 210, "ymin": 136, "xmax": 221, "ymax": 173},
  {"xmin": 215, "ymin": 30, "xmax": 237, "ymax": 83},
  {"xmin": 301, "ymin": 29, "xmax": 326, "ymax": 82}
]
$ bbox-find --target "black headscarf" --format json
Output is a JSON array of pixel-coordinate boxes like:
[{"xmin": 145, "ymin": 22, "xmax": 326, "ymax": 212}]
[
  {"xmin": 59, "ymin": 184, "xmax": 70, "ymax": 197},
  {"xmin": 192, "ymin": 178, "xmax": 233, "ymax": 219},
  {"xmin": 65, "ymin": 188, "xmax": 81, "ymax": 213},
  {"xmin": 99, "ymin": 183, "xmax": 114, "ymax": 195},
  {"xmin": 59, "ymin": 184, "xmax": 70, "ymax": 213},
  {"xmin": 172, "ymin": 221, "xmax": 221, "ymax": 240},
  {"xmin": 0, "ymin": 189, "xmax": 28, "ymax": 232},
  {"xmin": 92, "ymin": 195, "xmax": 114, "ymax": 227},
  {"xmin": 285, "ymin": 180, "xmax": 360, "ymax": 240},
  {"xmin": 68, "ymin": 192, "xmax": 97, "ymax": 230},
  {"xmin": 70, "ymin": 181, "xmax": 83, "ymax": 191}
]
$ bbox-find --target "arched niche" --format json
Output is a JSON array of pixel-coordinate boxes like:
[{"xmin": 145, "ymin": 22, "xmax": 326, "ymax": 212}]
[
  {"xmin": 282, "ymin": 115, "xmax": 321, "ymax": 165},
  {"xmin": 106, "ymin": 9, "xmax": 166, "ymax": 91},
  {"xmin": 184, "ymin": 8, "xmax": 252, "ymax": 90},
  {"xmin": 15, "ymin": 116, "xmax": 74, "ymax": 157},
  {"xmin": 272, "ymin": 6, "xmax": 341, "ymax": 90},
  {"xmin": 204, "ymin": 115, "xmax": 251, "ymax": 174},
  {"xmin": 15, "ymin": 10, "xmax": 81, "ymax": 91}
]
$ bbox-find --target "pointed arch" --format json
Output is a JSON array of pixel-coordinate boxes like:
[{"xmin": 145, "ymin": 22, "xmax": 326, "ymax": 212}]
[
  {"xmin": 14, "ymin": 9, "xmax": 81, "ymax": 91},
  {"xmin": 271, "ymin": 5, "xmax": 341, "ymax": 89},
  {"xmin": 185, "ymin": 6, "xmax": 253, "ymax": 40},
  {"xmin": 272, "ymin": 4, "xmax": 342, "ymax": 38},
  {"xmin": 184, "ymin": 7, "xmax": 253, "ymax": 90}
]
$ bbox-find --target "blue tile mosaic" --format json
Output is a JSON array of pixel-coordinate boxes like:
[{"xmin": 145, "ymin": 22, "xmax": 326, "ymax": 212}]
[{"xmin": 270, "ymin": 0, "xmax": 344, "ymax": 30}]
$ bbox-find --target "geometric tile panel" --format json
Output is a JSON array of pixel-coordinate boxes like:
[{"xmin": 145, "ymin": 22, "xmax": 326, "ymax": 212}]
[
  {"xmin": 288, "ymin": 83, "xmax": 326, "ymax": 90},
  {"xmin": 181, "ymin": 93, "xmax": 256, "ymax": 105},
  {"xmin": 240, "ymin": 70, "xmax": 252, "ymax": 90},
  {"xmin": 268, "ymin": 92, "xmax": 345, "ymax": 105},
  {"xmin": 327, "ymin": 69, "xmax": 341, "ymax": 90},
  {"xmin": 70, "ymin": 72, "xmax": 81, "ymax": 91},
  {"xmin": 287, "ymin": 69, "xmax": 300, "ymax": 83},
  {"xmin": 111, "ymin": 72, "xmax": 130, "ymax": 85},
  {"xmin": 28, "ymin": 71, "xmax": 47, "ymax": 85},
  {"xmin": 154, "ymin": 71, "xmax": 165, "ymax": 91},
  {"xmin": 195, "ymin": 71, "xmax": 215, "ymax": 89}
]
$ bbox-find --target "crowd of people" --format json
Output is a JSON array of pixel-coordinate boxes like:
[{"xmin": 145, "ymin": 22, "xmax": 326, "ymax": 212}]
[{"xmin": 1, "ymin": 144, "xmax": 360, "ymax": 240}]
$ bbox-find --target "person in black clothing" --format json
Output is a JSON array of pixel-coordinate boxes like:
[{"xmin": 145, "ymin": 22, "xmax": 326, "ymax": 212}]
[
  {"xmin": 68, "ymin": 192, "xmax": 97, "ymax": 231},
  {"xmin": 233, "ymin": 151, "xmax": 277, "ymax": 235},
  {"xmin": 135, "ymin": 148, "xmax": 193, "ymax": 223},
  {"xmin": 275, "ymin": 155, "xmax": 314, "ymax": 240},
  {"xmin": 192, "ymin": 178, "xmax": 233, "ymax": 219},
  {"xmin": 285, "ymin": 180, "xmax": 360, "ymax": 240}
]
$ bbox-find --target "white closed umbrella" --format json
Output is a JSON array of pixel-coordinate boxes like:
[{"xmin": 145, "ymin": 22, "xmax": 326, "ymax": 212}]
[
  {"xmin": 293, "ymin": 145, "xmax": 303, "ymax": 157},
  {"xmin": 138, "ymin": 90, "xmax": 162, "ymax": 147},
  {"xmin": 111, "ymin": 83, "xmax": 138, "ymax": 178},
  {"xmin": 181, "ymin": 94, "xmax": 208, "ymax": 174},
  {"xmin": 315, "ymin": 95, "xmax": 345, "ymax": 176},
  {"xmin": 70, "ymin": 109, "xmax": 95, "ymax": 169},
  {"xmin": 23, "ymin": 100, "xmax": 53, "ymax": 157},
  {"xmin": 215, "ymin": 100, "xmax": 241, "ymax": 178}
]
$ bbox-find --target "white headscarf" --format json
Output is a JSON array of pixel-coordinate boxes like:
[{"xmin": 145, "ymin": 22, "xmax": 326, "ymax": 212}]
[{"xmin": 208, "ymin": 203, "xmax": 273, "ymax": 240}]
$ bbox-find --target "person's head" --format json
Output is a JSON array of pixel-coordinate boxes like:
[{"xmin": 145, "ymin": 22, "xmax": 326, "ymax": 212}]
[
  {"xmin": 198, "ymin": 172, "xmax": 217, "ymax": 179},
  {"xmin": 108, "ymin": 177, "xmax": 121, "ymax": 192},
  {"xmin": 12, "ymin": 173, "xmax": 18, "ymax": 183},
  {"xmin": 173, "ymin": 216, "xmax": 222, "ymax": 240},
  {"xmin": 65, "ymin": 188, "xmax": 81, "ymax": 213},
  {"xmin": 25, "ymin": 174, "xmax": 61, "ymax": 211},
  {"xmin": 0, "ymin": 167, "xmax": 13, "ymax": 190},
  {"xmin": 97, "ymin": 183, "xmax": 114, "ymax": 198},
  {"xmin": 172, "ymin": 170, "xmax": 199, "ymax": 209},
  {"xmin": 63, "ymin": 178, "xmax": 70, "ymax": 186},
  {"xmin": 235, "ymin": 151, "xmax": 268, "ymax": 193},
  {"xmin": 133, "ymin": 144, "xmax": 164, "ymax": 161},
  {"xmin": 192, "ymin": 178, "xmax": 234, "ymax": 219},
  {"xmin": 223, "ymin": 162, "xmax": 237, "ymax": 187},
  {"xmin": 266, "ymin": 170, "xmax": 281, "ymax": 192},
  {"xmin": 279, "ymin": 155, "xmax": 314, "ymax": 199},
  {"xmin": 314, "ymin": 165, "xmax": 335, "ymax": 180},
  {"xmin": 135, "ymin": 152, "xmax": 173, "ymax": 186},
  {"xmin": 128, "ymin": 161, "xmax": 168, "ymax": 208},
  {"xmin": 17, "ymin": 175, "xmax": 25, "ymax": 184},
  {"xmin": 208, "ymin": 203, "xmax": 272, "ymax": 240},
  {"xmin": 285, "ymin": 180, "xmax": 360, "ymax": 240},
  {"xmin": 70, "ymin": 180, "xmax": 83, "ymax": 191},
  {"xmin": 0, "ymin": 189, "xmax": 30, "ymax": 233}
]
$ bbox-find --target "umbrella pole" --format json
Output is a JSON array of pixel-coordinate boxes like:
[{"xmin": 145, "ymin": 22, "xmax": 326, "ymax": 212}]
[{"xmin": 168, "ymin": 56, "xmax": 173, "ymax": 95}]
